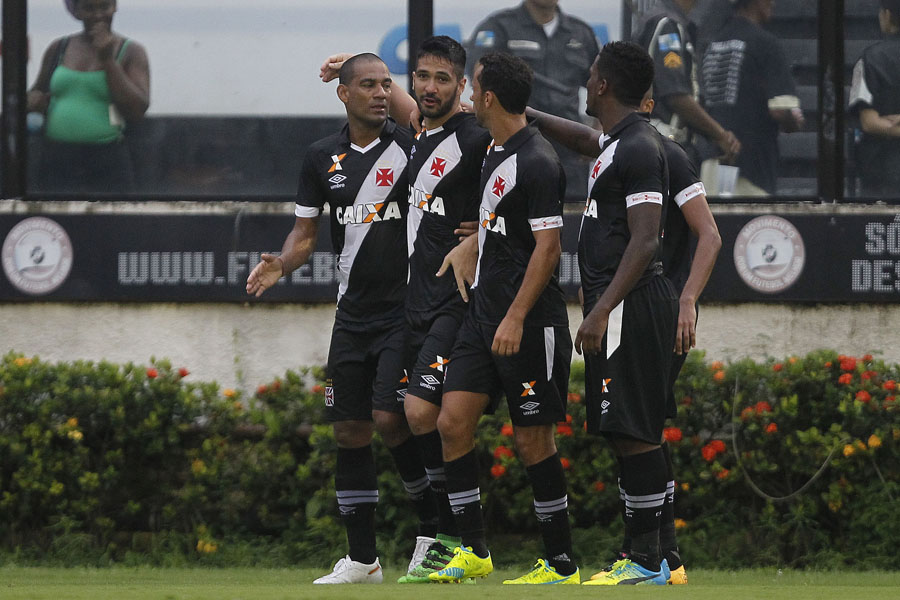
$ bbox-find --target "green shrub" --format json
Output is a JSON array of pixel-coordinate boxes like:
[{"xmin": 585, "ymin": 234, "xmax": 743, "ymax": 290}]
[{"xmin": 1, "ymin": 350, "xmax": 897, "ymax": 568}]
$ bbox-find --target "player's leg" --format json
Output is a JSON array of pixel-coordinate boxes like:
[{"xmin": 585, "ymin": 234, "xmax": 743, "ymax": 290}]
[
  {"xmin": 314, "ymin": 323, "xmax": 382, "ymax": 584},
  {"xmin": 501, "ymin": 325, "xmax": 579, "ymax": 585}
]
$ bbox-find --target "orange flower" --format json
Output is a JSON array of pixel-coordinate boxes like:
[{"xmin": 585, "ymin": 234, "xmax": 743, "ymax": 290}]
[
  {"xmin": 146, "ymin": 367, "xmax": 158, "ymax": 379},
  {"xmin": 701, "ymin": 444, "xmax": 717, "ymax": 462},
  {"xmin": 868, "ymin": 434, "xmax": 882, "ymax": 449},
  {"xmin": 593, "ymin": 481, "xmax": 606, "ymax": 492},
  {"xmin": 663, "ymin": 427, "xmax": 683, "ymax": 443},
  {"xmin": 223, "ymin": 388, "xmax": 236, "ymax": 398},
  {"xmin": 178, "ymin": 367, "xmax": 190, "ymax": 378},
  {"xmin": 716, "ymin": 469, "xmax": 730, "ymax": 480},
  {"xmin": 490, "ymin": 464, "xmax": 506, "ymax": 478},
  {"xmin": 710, "ymin": 439, "xmax": 726, "ymax": 453},
  {"xmin": 556, "ymin": 424, "xmax": 574, "ymax": 437},
  {"xmin": 567, "ymin": 392, "xmax": 582, "ymax": 404},
  {"xmin": 838, "ymin": 373, "xmax": 853, "ymax": 385},
  {"xmin": 257, "ymin": 384, "xmax": 268, "ymax": 396},
  {"xmin": 493, "ymin": 445, "xmax": 514, "ymax": 459},
  {"xmin": 773, "ymin": 363, "xmax": 783, "ymax": 372},
  {"xmin": 863, "ymin": 354, "xmax": 874, "ymax": 362},
  {"xmin": 680, "ymin": 482, "xmax": 690, "ymax": 492},
  {"xmin": 710, "ymin": 360, "xmax": 724, "ymax": 371},
  {"xmin": 565, "ymin": 414, "xmax": 573, "ymax": 424},
  {"xmin": 754, "ymin": 401, "xmax": 772, "ymax": 414},
  {"xmin": 824, "ymin": 361, "xmax": 832, "ymax": 368},
  {"xmin": 765, "ymin": 423, "xmax": 778, "ymax": 434},
  {"xmin": 500, "ymin": 423, "xmax": 514, "ymax": 437},
  {"xmin": 740, "ymin": 407, "xmax": 754, "ymax": 421},
  {"xmin": 270, "ymin": 380, "xmax": 282, "ymax": 392},
  {"xmin": 311, "ymin": 384, "xmax": 324, "ymax": 394},
  {"xmin": 674, "ymin": 518, "xmax": 687, "ymax": 529},
  {"xmin": 884, "ymin": 380, "xmax": 896, "ymax": 391},
  {"xmin": 713, "ymin": 370, "xmax": 726, "ymax": 382},
  {"xmin": 840, "ymin": 357, "xmax": 857, "ymax": 371},
  {"xmin": 788, "ymin": 357, "xmax": 798, "ymax": 364},
  {"xmin": 560, "ymin": 457, "xmax": 571, "ymax": 470},
  {"xmin": 855, "ymin": 390, "xmax": 872, "ymax": 403}
]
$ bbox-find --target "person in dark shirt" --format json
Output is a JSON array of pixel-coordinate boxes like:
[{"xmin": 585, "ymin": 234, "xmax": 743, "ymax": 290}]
[
  {"xmin": 701, "ymin": 0, "xmax": 804, "ymax": 195},
  {"xmin": 246, "ymin": 54, "xmax": 428, "ymax": 585},
  {"xmin": 848, "ymin": 0, "xmax": 900, "ymax": 197},
  {"xmin": 428, "ymin": 52, "xmax": 578, "ymax": 585},
  {"xmin": 466, "ymin": 1, "xmax": 600, "ymax": 201}
]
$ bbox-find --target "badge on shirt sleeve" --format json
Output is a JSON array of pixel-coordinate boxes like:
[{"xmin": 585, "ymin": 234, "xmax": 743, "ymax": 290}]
[
  {"xmin": 475, "ymin": 30, "xmax": 495, "ymax": 47},
  {"xmin": 664, "ymin": 51, "xmax": 683, "ymax": 69},
  {"xmin": 658, "ymin": 32, "xmax": 682, "ymax": 52}
]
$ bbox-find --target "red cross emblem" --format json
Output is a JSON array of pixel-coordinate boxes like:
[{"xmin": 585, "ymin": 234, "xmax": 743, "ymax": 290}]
[
  {"xmin": 491, "ymin": 176, "xmax": 506, "ymax": 198},
  {"xmin": 592, "ymin": 159, "xmax": 603, "ymax": 178},
  {"xmin": 375, "ymin": 168, "xmax": 394, "ymax": 187},
  {"xmin": 430, "ymin": 157, "xmax": 447, "ymax": 177}
]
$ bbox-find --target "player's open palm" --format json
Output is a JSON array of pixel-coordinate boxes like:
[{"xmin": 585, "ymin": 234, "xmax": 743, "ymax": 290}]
[{"xmin": 246, "ymin": 254, "xmax": 283, "ymax": 298}]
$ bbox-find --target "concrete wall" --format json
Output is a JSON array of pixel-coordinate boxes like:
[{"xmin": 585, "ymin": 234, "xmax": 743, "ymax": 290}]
[{"xmin": 2, "ymin": 301, "xmax": 898, "ymax": 390}]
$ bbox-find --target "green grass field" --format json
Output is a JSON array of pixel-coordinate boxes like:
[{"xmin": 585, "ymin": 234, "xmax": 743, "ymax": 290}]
[{"xmin": 2, "ymin": 567, "xmax": 899, "ymax": 600}]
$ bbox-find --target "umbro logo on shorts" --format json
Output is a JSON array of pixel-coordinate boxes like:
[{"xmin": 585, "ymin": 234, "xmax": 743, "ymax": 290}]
[
  {"xmin": 520, "ymin": 380, "xmax": 537, "ymax": 397},
  {"xmin": 600, "ymin": 399, "xmax": 610, "ymax": 415},
  {"xmin": 519, "ymin": 400, "xmax": 540, "ymax": 416}
]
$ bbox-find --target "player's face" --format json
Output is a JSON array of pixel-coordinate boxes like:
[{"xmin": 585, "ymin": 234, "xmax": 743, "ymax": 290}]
[
  {"xmin": 585, "ymin": 57, "xmax": 603, "ymax": 118},
  {"xmin": 470, "ymin": 64, "xmax": 488, "ymax": 127},
  {"xmin": 413, "ymin": 55, "xmax": 463, "ymax": 121},
  {"xmin": 343, "ymin": 62, "xmax": 392, "ymax": 127}
]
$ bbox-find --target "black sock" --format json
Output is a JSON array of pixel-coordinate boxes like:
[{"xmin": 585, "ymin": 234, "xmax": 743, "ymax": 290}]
[
  {"xmin": 336, "ymin": 445, "xmax": 378, "ymax": 564},
  {"xmin": 616, "ymin": 455, "xmax": 631, "ymax": 556},
  {"xmin": 416, "ymin": 429, "xmax": 458, "ymax": 537},
  {"xmin": 388, "ymin": 435, "xmax": 438, "ymax": 537},
  {"xmin": 526, "ymin": 454, "xmax": 576, "ymax": 576},
  {"xmin": 444, "ymin": 449, "xmax": 488, "ymax": 557},
  {"xmin": 621, "ymin": 447, "xmax": 667, "ymax": 572},
  {"xmin": 659, "ymin": 442, "xmax": 682, "ymax": 569}
]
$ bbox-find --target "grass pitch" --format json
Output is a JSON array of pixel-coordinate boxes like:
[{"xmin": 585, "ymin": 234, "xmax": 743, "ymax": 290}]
[{"xmin": 2, "ymin": 567, "xmax": 899, "ymax": 600}]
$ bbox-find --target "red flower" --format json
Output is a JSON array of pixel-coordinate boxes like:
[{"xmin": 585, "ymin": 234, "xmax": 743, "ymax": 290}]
[
  {"xmin": 565, "ymin": 414, "xmax": 573, "ymax": 424},
  {"xmin": 773, "ymin": 363, "xmax": 783, "ymax": 372},
  {"xmin": 178, "ymin": 367, "xmax": 190, "ymax": 378},
  {"xmin": 257, "ymin": 384, "xmax": 268, "ymax": 396},
  {"xmin": 560, "ymin": 457, "xmax": 571, "ymax": 470},
  {"xmin": 765, "ymin": 423, "xmax": 778, "ymax": 434},
  {"xmin": 490, "ymin": 464, "xmax": 506, "ymax": 478},
  {"xmin": 567, "ymin": 392, "xmax": 582, "ymax": 404},
  {"xmin": 716, "ymin": 469, "xmax": 730, "ymax": 480},
  {"xmin": 740, "ymin": 407, "xmax": 754, "ymax": 421},
  {"xmin": 824, "ymin": 361, "xmax": 832, "ymax": 368},
  {"xmin": 754, "ymin": 401, "xmax": 772, "ymax": 414},
  {"xmin": 861, "ymin": 370, "xmax": 877, "ymax": 381},
  {"xmin": 500, "ymin": 423, "xmax": 514, "ymax": 437},
  {"xmin": 885, "ymin": 395, "xmax": 896, "ymax": 405},
  {"xmin": 713, "ymin": 370, "xmax": 726, "ymax": 382},
  {"xmin": 838, "ymin": 373, "xmax": 853, "ymax": 385},
  {"xmin": 863, "ymin": 354, "xmax": 874, "ymax": 362},
  {"xmin": 593, "ymin": 481, "xmax": 606, "ymax": 492},
  {"xmin": 701, "ymin": 444, "xmax": 717, "ymax": 462},
  {"xmin": 270, "ymin": 380, "xmax": 281, "ymax": 392},
  {"xmin": 493, "ymin": 445, "xmax": 514, "ymax": 459},
  {"xmin": 710, "ymin": 439, "xmax": 726, "ymax": 453},
  {"xmin": 556, "ymin": 424, "xmax": 574, "ymax": 437},
  {"xmin": 681, "ymin": 396, "xmax": 693, "ymax": 406},
  {"xmin": 663, "ymin": 427, "xmax": 683, "ymax": 443},
  {"xmin": 884, "ymin": 380, "xmax": 896, "ymax": 391},
  {"xmin": 146, "ymin": 367, "xmax": 158, "ymax": 379},
  {"xmin": 840, "ymin": 357, "xmax": 857, "ymax": 371},
  {"xmin": 855, "ymin": 390, "xmax": 871, "ymax": 403},
  {"xmin": 312, "ymin": 384, "xmax": 324, "ymax": 394}
]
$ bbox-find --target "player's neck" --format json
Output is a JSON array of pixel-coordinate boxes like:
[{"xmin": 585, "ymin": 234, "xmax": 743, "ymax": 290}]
[
  {"xmin": 422, "ymin": 104, "xmax": 462, "ymax": 131},
  {"xmin": 598, "ymin": 105, "xmax": 637, "ymax": 135},
  {"xmin": 347, "ymin": 118, "xmax": 385, "ymax": 148},
  {"xmin": 489, "ymin": 113, "xmax": 528, "ymax": 147},
  {"xmin": 524, "ymin": 2, "xmax": 557, "ymax": 25}
]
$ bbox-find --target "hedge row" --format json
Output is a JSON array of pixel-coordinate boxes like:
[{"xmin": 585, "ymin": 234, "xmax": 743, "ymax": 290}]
[{"xmin": 1, "ymin": 350, "xmax": 897, "ymax": 568}]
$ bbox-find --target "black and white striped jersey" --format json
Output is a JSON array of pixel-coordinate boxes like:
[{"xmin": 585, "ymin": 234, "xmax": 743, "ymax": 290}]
[
  {"xmin": 407, "ymin": 112, "xmax": 491, "ymax": 319},
  {"xmin": 579, "ymin": 112, "xmax": 668, "ymax": 307},
  {"xmin": 295, "ymin": 119, "xmax": 412, "ymax": 323},
  {"xmin": 660, "ymin": 136, "xmax": 705, "ymax": 295},
  {"xmin": 469, "ymin": 124, "xmax": 568, "ymax": 327}
]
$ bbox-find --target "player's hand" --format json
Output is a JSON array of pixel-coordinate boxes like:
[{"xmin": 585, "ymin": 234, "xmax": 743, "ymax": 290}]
[
  {"xmin": 454, "ymin": 221, "xmax": 477, "ymax": 240},
  {"xmin": 408, "ymin": 107, "xmax": 424, "ymax": 133},
  {"xmin": 716, "ymin": 130, "xmax": 741, "ymax": 162},
  {"xmin": 246, "ymin": 254, "xmax": 284, "ymax": 298},
  {"xmin": 459, "ymin": 101, "xmax": 473, "ymax": 113},
  {"xmin": 492, "ymin": 314, "xmax": 523, "ymax": 356},
  {"xmin": 436, "ymin": 236, "xmax": 477, "ymax": 302},
  {"xmin": 319, "ymin": 52, "xmax": 354, "ymax": 82},
  {"xmin": 674, "ymin": 299, "xmax": 697, "ymax": 355},
  {"xmin": 89, "ymin": 22, "xmax": 116, "ymax": 63},
  {"xmin": 574, "ymin": 306, "xmax": 609, "ymax": 356}
]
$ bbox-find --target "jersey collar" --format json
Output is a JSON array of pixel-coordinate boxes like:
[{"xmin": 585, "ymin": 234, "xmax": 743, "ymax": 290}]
[
  {"xmin": 338, "ymin": 118, "xmax": 397, "ymax": 153},
  {"xmin": 606, "ymin": 111, "xmax": 650, "ymax": 139},
  {"xmin": 490, "ymin": 123, "xmax": 538, "ymax": 155}
]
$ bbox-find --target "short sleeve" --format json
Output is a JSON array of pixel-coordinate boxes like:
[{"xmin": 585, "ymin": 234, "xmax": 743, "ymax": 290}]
[
  {"xmin": 848, "ymin": 57, "xmax": 873, "ymax": 113},
  {"xmin": 523, "ymin": 155, "xmax": 565, "ymax": 231},
  {"xmin": 621, "ymin": 139, "xmax": 665, "ymax": 208},
  {"xmin": 650, "ymin": 19, "xmax": 692, "ymax": 99},
  {"xmin": 667, "ymin": 143, "xmax": 704, "ymax": 207},
  {"xmin": 295, "ymin": 150, "xmax": 326, "ymax": 217}
]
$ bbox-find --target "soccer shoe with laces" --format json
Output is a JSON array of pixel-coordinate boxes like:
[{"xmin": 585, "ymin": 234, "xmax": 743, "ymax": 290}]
[
  {"xmin": 588, "ymin": 551, "xmax": 629, "ymax": 580},
  {"xmin": 663, "ymin": 559, "xmax": 688, "ymax": 584},
  {"xmin": 502, "ymin": 558, "xmax": 580, "ymax": 584},
  {"xmin": 582, "ymin": 558, "xmax": 669, "ymax": 585},
  {"xmin": 312, "ymin": 555, "xmax": 383, "ymax": 584},
  {"xmin": 398, "ymin": 539, "xmax": 454, "ymax": 583},
  {"xmin": 428, "ymin": 546, "xmax": 493, "ymax": 582},
  {"xmin": 406, "ymin": 536, "xmax": 436, "ymax": 575}
]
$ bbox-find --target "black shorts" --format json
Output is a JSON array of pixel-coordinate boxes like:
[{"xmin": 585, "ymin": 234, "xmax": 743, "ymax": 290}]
[
  {"xmin": 584, "ymin": 276, "xmax": 677, "ymax": 443},
  {"xmin": 666, "ymin": 303, "xmax": 698, "ymax": 419},
  {"xmin": 406, "ymin": 309, "xmax": 465, "ymax": 405},
  {"xmin": 324, "ymin": 317, "xmax": 407, "ymax": 422},
  {"xmin": 443, "ymin": 313, "xmax": 572, "ymax": 426}
]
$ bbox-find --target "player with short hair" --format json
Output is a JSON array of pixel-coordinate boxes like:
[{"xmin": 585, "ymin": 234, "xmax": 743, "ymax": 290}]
[
  {"xmin": 247, "ymin": 53, "xmax": 434, "ymax": 585},
  {"xmin": 427, "ymin": 51, "xmax": 578, "ymax": 585}
]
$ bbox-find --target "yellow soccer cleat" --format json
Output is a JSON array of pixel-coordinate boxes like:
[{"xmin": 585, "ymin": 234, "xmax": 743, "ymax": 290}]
[
  {"xmin": 502, "ymin": 559, "xmax": 580, "ymax": 584},
  {"xmin": 582, "ymin": 558, "xmax": 668, "ymax": 585},
  {"xmin": 428, "ymin": 546, "xmax": 493, "ymax": 582},
  {"xmin": 667, "ymin": 564, "xmax": 688, "ymax": 584}
]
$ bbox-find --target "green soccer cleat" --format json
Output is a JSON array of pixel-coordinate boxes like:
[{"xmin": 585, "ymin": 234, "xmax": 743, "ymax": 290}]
[
  {"xmin": 428, "ymin": 546, "xmax": 493, "ymax": 582},
  {"xmin": 582, "ymin": 558, "xmax": 668, "ymax": 585},
  {"xmin": 502, "ymin": 559, "xmax": 580, "ymax": 584},
  {"xmin": 398, "ymin": 539, "xmax": 456, "ymax": 583}
]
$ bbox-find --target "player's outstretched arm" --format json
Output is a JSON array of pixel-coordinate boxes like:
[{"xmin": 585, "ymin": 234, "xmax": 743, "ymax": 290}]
[
  {"xmin": 674, "ymin": 194, "xmax": 721, "ymax": 354},
  {"xmin": 436, "ymin": 233, "xmax": 478, "ymax": 302},
  {"xmin": 246, "ymin": 216, "xmax": 320, "ymax": 298},
  {"xmin": 525, "ymin": 107, "xmax": 603, "ymax": 158}
]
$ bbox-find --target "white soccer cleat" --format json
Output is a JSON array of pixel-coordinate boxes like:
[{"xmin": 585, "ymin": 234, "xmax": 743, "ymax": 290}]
[
  {"xmin": 313, "ymin": 555, "xmax": 383, "ymax": 584},
  {"xmin": 407, "ymin": 536, "xmax": 437, "ymax": 574}
]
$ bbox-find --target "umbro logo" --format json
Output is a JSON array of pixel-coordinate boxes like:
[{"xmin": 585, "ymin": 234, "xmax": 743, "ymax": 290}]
[
  {"xmin": 521, "ymin": 381, "xmax": 537, "ymax": 397},
  {"xmin": 520, "ymin": 399, "xmax": 540, "ymax": 415},
  {"xmin": 328, "ymin": 174, "xmax": 347, "ymax": 185},
  {"xmin": 422, "ymin": 375, "xmax": 440, "ymax": 386}
]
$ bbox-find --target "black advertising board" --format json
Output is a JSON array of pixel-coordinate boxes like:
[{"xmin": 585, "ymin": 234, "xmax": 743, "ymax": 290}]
[{"xmin": 2, "ymin": 210, "xmax": 900, "ymax": 303}]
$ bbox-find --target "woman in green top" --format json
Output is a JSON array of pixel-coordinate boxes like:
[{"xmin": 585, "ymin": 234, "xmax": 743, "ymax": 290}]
[{"xmin": 28, "ymin": 0, "xmax": 150, "ymax": 193}]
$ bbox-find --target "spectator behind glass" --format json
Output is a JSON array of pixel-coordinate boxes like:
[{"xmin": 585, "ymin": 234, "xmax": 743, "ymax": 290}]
[
  {"xmin": 633, "ymin": 0, "xmax": 741, "ymax": 170},
  {"xmin": 465, "ymin": 1, "xmax": 599, "ymax": 201},
  {"xmin": 848, "ymin": 0, "xmax": 900, "ymax": 198},
  {"xmin": 27, "ymin": 0, "xmax": 150, "ymax": 194},
  {"xmin": 700, "ymin": 0, "xmax": 803, "ymax": 196}
]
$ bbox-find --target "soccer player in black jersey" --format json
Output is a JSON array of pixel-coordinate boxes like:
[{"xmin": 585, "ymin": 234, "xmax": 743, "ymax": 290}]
[
  {"xmin": 527, "ymin": 85, "xmax": 721, "ymax": 585},
  {"xmin": 247, "ymin": 53, "xmax": 434, "ymax": 585},
  {"xmin": 426, "ymin": 52, "xmax": 578, "ymax": 585}
]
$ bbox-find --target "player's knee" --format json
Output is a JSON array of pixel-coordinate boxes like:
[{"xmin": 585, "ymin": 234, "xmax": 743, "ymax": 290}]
[
  {"xmin": 436, "ymin": 409, "xmax": 466, "ymax": 445},
  {"xmin": 404, "ymin": 397, "xmax": 439, "ymax": 434},
  {"xmin": 333, "ymin": 420, "xmax": 374, "ymax": 448},
  {"xmin": 513, "ymin": 425, "xmax": 556, "ymax": 466},
  {"xmin": 373, "ymin": 410, "xmax": 410, "ymax": 446}
]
